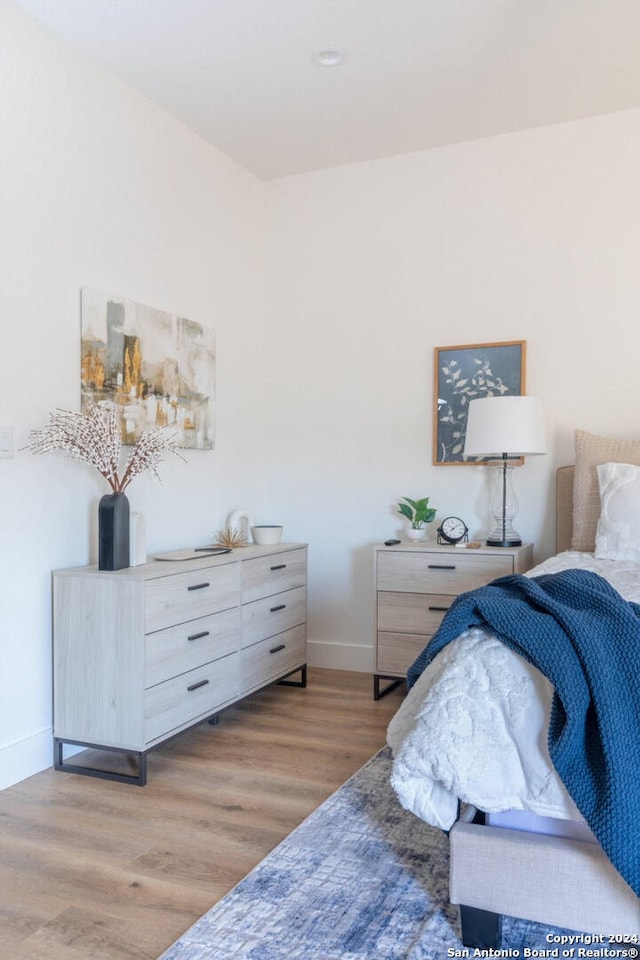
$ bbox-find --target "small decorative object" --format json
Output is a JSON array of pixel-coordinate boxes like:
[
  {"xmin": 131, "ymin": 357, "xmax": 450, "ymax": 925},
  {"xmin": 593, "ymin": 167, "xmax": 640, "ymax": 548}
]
[
  {"xmin": 433, "ymin": 340, "xmax": 525, "ymax": 464},
  {"xmin": 437, "ymin": 516, "xmax": 469, "ymax": 545},
  {"xmin": 397, "ymin": 497, "xmax": 437, "ymax": 541},
  {"xmin": 129, "ymin": 512, "xmax": 147, "ymax": 566},
  {"xmin": 25, "ymin": 400, "xmax": 183, "ymax": 570},
  {"xmin": 463, "ymin": 395, "xmax": 546, "ymax": 546},
  {"xmin": 214, "ymin": 526, "xmax": 248, "ymax": 548},
  {"xmin": 226, "ymin": 508, "xmax": 254, "ymax": 542},
  {"xmin": 251, "ymin": 525, "xmax": 283, "ymax": 545}
]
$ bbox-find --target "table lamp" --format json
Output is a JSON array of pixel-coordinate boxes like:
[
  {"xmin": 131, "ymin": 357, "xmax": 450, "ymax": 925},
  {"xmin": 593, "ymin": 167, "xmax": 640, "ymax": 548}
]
[{"xmin": 463, "ymin": 396, "xmax": 546, "ymax": 547}]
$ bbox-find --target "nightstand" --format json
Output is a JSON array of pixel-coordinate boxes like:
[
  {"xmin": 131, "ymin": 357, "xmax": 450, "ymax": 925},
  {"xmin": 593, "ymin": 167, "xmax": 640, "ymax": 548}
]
[{"xmin": 373, "ymin": 541, "xmax": 533, "ymax": 699}]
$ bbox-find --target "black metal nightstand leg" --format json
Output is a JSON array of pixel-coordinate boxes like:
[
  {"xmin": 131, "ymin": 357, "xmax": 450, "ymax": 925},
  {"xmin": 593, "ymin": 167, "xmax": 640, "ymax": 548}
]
[{"xmin": 373, "ymin": 674, "xmax": 404, "ymax": 700}]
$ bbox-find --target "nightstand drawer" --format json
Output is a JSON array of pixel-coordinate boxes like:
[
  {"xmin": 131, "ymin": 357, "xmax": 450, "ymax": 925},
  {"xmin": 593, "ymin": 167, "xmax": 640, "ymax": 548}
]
[
  {"xmin": 145, "ymin": 652, "xmax": 239, "ymax": 744},
  {"xmin": 377, "ymin": 632, "xmax": 426, "ymax": 675},
  {"xmin": 241, "ymin": 549, "xmax": 307, "ymax": 603},
  {"xmin": 377, "ymin": 591, "xmax": 453, "ymax": 634},
  {"xmin": 145, "ymin": 607, "xmax": 240, "ymax": 688},
  {"xmin": 377, "ymin": 551, "xmax": 513, "ymax": 595},
  {"xmin": 145, "ymin": 562, "xmax": 239, "ymax": 632},
  {"xmin": 240, "ymin": 625, "xmax": 306, "ymax": 693},
  {"xmin": 241, "ymin": 585, "xmax": 306, "ymax": 648}
]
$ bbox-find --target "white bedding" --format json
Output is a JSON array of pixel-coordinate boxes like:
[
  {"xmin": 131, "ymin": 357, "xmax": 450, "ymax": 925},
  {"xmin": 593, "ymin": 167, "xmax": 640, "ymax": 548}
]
[{"xmin": 387, "ymin": 550, "xmax": 640, "ymax": 831}]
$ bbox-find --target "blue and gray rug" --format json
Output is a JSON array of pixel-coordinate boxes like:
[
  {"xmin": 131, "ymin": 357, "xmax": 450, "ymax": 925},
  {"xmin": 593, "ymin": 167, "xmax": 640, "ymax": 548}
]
[{"xmin": 160, "ymin": 747, "xmax": 576, "ymax": 959}]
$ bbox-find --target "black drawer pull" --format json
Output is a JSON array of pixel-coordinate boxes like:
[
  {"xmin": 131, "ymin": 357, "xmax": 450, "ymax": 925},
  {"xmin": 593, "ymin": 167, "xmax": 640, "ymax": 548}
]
[
  {"xmin": 187, "ymin": 678, "xmax": 209, "ymax": 692},
  {"xmin": 269, "ymin": 643, "xmax": 286, "ymax": 654},
  {"xmin": 428, "ymin": 606, "xmax": 449, "ymax": 612},
  {"xmin": 187, "ymin": 630, "xmax": 210, "ymax": 642},
  {"xmin": 270, "ymin": 564, "xmax": 287, "ymax": 571},
  {"xmin": 188, "ymin": 582, "xmax": 210, "ymax": 591},
  {"xmin": 270, "ymin": 603, "xmax": 286, "ymax": 612},
  {"xmin": 427, "ymin": 564, "xmax": 456, "ymax": 570}
]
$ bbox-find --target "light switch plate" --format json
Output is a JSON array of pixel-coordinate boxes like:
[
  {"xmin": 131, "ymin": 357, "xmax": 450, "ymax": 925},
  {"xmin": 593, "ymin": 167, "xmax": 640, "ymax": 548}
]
[{"xmin": 0, "ymin": 426, "xmax": 14, "ymax": 458}]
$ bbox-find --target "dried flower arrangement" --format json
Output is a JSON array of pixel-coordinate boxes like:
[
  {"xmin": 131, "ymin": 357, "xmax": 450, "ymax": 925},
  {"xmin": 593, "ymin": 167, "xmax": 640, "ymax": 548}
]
[
  {"xmin": 25, "ymin": 400, "xmax": 184, "ymax": 492},
  {"xmin": 214, "ymin": 526, "xmax": 248, "ymax": 548}
]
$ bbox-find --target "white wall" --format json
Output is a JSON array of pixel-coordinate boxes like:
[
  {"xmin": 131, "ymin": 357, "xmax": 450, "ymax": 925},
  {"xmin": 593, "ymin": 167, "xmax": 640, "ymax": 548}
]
[
  {"xmin": 264, "ymin": 110, "xmax": 640, "ymax": 669},
  {"xmin": 4, "ymin": 0, "xmax": 640, "ymax": 788},
  {"xmin": 0, "ymin": 0, "xmax": 267, "ymax": 787}
]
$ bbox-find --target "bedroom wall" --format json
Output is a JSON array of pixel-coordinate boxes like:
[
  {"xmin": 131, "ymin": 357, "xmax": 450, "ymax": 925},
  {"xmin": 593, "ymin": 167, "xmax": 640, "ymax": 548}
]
[
  {"xmin": 263, "ymin": 108, "xmax": 640, "ymax": 670},
  {"xmin": 0, "ymin": 0, "xmax": 267, "ymax": 788},
  {"xmin": 4, "ymin": 0, "xmax": 640, "ymax": 789}
]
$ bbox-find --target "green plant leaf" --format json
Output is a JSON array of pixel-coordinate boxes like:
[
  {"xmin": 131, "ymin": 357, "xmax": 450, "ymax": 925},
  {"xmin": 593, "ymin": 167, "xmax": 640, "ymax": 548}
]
[
  {"xmin": 397, "ymin": 503, "xmax": 413, "ymax": 521},
  {"xmin": 397, "ymin": 496, "xmax": 437, "ymax": 527}
]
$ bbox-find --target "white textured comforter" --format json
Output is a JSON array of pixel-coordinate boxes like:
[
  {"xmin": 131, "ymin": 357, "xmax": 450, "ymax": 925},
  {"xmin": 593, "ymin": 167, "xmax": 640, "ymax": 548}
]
[{"xmin": 387, "ymin": 550, "xmax": 640, "ymax": 830}]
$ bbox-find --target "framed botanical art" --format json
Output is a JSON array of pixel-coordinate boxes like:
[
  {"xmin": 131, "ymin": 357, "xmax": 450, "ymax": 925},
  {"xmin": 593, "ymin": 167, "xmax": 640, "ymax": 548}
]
[{"xmin": 433, "ymin": 340, "xmax": 526, "ymax": 465}]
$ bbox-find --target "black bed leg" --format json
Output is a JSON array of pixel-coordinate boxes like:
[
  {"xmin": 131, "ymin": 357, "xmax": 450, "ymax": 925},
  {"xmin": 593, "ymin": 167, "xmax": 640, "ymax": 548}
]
[{"xmin": 459, "ymin": 904, "xmax": 503, "ymax": 949}]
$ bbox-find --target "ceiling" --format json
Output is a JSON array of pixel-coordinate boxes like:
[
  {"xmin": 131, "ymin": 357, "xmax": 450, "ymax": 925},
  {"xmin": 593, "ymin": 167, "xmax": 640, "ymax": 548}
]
[{"xmin": 12, "ymin": 0, "xmax": 640, "ymax": 180}]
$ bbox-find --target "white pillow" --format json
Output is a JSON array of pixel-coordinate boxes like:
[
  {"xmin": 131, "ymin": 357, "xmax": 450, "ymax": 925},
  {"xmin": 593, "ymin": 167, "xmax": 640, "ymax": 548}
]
[
  {"xmin": 595, "ymin": 461, "xmax": 640, "ymax": 562},
  {"xmin": 572, "ymin": 429, "xmax": 640, "ymax": 552}
]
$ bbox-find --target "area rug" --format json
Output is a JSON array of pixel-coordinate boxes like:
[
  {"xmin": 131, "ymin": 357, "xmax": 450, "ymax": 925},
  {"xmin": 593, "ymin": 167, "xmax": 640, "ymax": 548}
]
[{"xmin": 159, "ymin": 747, "xmax": 576, "ymax": 960}]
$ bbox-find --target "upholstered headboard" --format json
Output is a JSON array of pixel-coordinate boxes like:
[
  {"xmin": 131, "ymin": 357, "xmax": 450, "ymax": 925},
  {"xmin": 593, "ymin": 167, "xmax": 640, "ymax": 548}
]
[{"xmin": 556, "ymin": 465, "xmax": 574, "ymax": 554}]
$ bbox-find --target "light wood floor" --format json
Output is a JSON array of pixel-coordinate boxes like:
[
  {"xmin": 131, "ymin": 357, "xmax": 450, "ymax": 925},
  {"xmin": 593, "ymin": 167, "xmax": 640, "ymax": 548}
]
[{"xmin": 0, "ymin": 668, "xmax": 406, "ymax": 960}]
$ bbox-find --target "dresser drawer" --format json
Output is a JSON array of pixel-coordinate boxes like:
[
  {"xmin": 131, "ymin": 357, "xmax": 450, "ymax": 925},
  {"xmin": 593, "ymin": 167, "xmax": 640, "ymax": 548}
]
[
  {"xmin": 241, "ymin": 549, "xmax": 307, "ymax": 603},
  {"xmin": 145, "ymin": 607, "xmax": 240, "ymax": 688},
  {"xmin": 241, "ymin": 585, "xmax": 306, "ymax": 648},
  {"xmin": 240, "ymin": 625, "xmax": 306, "ymax": 694},
  {"xmin": 145, "ymin": 562, "xmax": 239, "ymax": 632},
  {"xmin": 145, "ymin": 652, "xmax": 239, "ymax": 745},
  {"xmin": 377, "ymin": 632, "xmax": 426, "ymax": 676},
  {"xmin": 377, "ymin": 591, "xmax": 453, "ymax": 635},
  {"xmin": 377, "ymin": 551, "xmax": 513, "ymax": 595}
]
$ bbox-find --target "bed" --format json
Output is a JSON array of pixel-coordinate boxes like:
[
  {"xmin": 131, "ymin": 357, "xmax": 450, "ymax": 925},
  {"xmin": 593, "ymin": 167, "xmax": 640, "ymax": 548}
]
[{"xmin": 387, "ymin": 438, "xmax": 640, "ymax": 945}]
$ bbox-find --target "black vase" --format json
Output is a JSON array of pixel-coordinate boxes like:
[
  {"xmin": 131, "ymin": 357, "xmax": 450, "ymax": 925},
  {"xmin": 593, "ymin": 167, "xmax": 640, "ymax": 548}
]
[{"xmin": 98, "ymin": 492, "xmax": 130, "ymax": 570}]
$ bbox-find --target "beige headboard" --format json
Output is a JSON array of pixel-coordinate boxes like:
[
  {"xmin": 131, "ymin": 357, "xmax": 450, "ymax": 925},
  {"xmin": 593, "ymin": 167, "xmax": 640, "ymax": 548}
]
[{"xmin": 556, "ymin": 465, "xmax": 574, "ymax": 554}]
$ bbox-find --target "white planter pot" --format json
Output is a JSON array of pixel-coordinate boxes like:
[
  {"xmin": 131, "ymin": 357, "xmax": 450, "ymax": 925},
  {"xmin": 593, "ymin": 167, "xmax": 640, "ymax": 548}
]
[{"xmin": 406, "ymin": 527, "xmax": 426, "ymax": 541}]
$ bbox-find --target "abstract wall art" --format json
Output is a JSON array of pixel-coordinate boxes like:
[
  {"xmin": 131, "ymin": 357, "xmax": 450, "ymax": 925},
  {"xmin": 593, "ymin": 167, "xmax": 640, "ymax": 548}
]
[{"xmin": 81, "ymin": 288, "xmax": 215, "ymax": 449}]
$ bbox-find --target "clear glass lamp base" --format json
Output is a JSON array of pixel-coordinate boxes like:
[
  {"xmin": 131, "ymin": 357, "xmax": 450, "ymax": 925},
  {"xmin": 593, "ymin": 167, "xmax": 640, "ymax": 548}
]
[
  {"xmin": 486, "ymin": 524, "xmax": 522, "ymax": 548},
  {"xmin": 486, "ymin": 463, "xmax": 522, "ymax": 547}
]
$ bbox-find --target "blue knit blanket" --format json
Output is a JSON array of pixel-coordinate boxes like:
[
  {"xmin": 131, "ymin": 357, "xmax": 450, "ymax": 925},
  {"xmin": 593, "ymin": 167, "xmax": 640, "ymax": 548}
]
[{"xmin": 407, "ymin": 568, "xmax": 640, "ymax": 897}]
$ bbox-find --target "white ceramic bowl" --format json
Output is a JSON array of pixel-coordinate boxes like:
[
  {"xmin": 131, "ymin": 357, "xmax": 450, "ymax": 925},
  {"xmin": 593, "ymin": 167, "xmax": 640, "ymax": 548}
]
[{"xmin": 251, "ymin": 525, "xmax": 283, "ymax": 545}]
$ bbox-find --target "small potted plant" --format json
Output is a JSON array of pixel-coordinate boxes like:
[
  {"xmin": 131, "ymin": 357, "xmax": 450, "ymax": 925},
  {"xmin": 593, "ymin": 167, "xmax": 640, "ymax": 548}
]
[{"xmin": 397, "ymin": 496, "xmax": 437, "ymax": 541}]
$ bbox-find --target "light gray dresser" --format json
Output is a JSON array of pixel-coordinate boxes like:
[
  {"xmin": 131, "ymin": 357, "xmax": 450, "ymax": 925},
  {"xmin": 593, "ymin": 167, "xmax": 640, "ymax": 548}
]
[
  {"xmin": 52, "ymin": 543, "xmax": 307, "ymax": 784},
  {"xmin": 373, "ymin": 542, "xmax": 533, "ymax": 698}
]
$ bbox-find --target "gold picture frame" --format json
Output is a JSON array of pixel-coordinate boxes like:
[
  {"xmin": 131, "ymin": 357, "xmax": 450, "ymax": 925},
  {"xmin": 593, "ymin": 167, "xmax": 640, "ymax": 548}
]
[{"xmin": 433, "ymin": 340, "xmax": 526, "ymax": 465}]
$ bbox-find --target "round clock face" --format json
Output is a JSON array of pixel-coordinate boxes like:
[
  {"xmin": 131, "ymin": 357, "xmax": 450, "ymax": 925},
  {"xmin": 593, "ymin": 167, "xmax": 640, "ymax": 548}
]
[{"xmin": 438, "ymin": 516, "xmax": 468, "ymax": 544}]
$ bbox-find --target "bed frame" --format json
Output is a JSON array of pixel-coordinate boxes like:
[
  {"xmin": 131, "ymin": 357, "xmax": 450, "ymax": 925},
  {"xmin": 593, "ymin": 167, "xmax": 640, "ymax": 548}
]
[{"xmin": 449, "ymin": 465, "xmax": 639, "ymax": 945}]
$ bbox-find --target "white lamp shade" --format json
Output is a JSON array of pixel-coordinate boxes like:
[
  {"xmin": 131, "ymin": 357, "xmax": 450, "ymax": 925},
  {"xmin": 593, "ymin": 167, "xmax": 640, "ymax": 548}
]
[{"xmin": 463, "ymin": 396, "xmax": 546, "ymax": 458}]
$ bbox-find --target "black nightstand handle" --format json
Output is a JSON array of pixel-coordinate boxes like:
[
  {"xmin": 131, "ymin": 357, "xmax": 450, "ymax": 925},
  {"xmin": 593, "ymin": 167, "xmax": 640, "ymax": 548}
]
[{"xmin": 428, "ymin": 564, "xmax": 456, "ymax": 570}]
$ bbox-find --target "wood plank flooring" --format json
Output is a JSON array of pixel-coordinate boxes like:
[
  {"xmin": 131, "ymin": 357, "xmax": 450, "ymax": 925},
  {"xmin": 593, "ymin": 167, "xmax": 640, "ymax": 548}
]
[{"xmin": 0, "ymin": 668, "xmax": 406, "ymax": 960}]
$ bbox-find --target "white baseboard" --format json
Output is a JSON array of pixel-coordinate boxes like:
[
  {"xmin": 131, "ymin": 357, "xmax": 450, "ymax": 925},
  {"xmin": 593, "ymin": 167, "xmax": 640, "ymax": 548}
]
[
  {"xmin": 307, "ymin": 639, "xmax": 373, "ymax": 673},
  {"xmin": 0, "ymin": 728, "xmax": 53, "ymax": 791}
]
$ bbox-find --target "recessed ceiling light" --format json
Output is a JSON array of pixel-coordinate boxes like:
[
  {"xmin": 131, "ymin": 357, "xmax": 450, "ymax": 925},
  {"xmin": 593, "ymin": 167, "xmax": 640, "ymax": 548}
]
[{"xmin": 312, "ymin": 48, "xmax": 347, "ymax": 67}]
